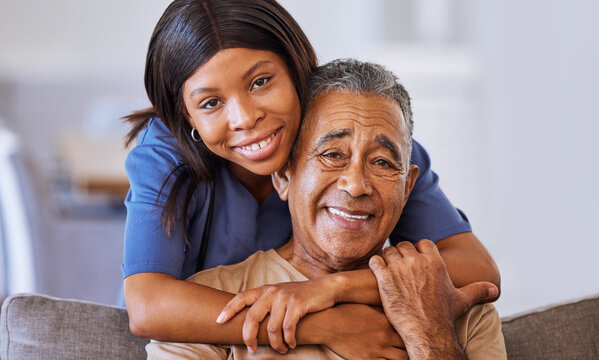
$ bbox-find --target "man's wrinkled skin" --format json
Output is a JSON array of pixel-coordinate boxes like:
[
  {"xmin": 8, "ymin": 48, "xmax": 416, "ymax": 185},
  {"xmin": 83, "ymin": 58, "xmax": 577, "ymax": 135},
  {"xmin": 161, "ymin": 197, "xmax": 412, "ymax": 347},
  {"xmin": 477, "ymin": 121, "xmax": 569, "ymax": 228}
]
[{"xmin": 370, "ymin": 240, "xmax": 498, "ymax": 359}]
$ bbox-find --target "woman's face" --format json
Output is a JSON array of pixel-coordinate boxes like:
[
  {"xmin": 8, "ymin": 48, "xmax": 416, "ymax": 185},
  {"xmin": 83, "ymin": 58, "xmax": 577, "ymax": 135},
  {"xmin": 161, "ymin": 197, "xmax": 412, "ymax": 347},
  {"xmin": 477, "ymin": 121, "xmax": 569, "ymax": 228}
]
[{"xmin": 182, "ymin": 48, "xmax": 301, "ymax": 176}]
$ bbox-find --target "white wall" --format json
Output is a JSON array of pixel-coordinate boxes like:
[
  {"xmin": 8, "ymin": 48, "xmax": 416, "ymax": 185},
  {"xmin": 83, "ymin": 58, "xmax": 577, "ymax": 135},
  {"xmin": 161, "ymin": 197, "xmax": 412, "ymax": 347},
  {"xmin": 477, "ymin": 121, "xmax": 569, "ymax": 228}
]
[
  {"xmin": 0, "ymin": 0, "xmax": 597, "ymax": 314},
  {"xmin": 469, "ymin": 0, "xmax": 599, "ymax": 315}
]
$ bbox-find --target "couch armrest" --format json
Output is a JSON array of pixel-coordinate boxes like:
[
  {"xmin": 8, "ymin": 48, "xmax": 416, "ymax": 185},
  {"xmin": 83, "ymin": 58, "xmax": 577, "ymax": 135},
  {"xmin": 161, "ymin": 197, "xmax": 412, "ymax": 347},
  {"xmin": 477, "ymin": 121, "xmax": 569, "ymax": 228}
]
[
  {"xmin": 1, "ymin": 293, "xmax": 149, "ymax": 359},
  {"xmin": 501, "ymin": 294, "xmax": 599, "ymax": 359}
]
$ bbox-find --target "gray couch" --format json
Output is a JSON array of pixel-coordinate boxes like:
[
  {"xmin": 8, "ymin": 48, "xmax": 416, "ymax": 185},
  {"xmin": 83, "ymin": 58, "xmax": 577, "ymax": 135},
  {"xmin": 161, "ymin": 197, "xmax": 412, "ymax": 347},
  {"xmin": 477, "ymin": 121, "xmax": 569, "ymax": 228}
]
[{"xmin": 1, "ymin": 293, "xmax": 598, "ymax": 359}]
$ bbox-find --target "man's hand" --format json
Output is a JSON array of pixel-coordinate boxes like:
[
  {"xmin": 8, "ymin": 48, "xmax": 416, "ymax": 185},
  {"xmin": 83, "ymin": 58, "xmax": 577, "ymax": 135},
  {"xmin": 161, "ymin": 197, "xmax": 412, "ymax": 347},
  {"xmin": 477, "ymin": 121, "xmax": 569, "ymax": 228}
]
[{"xmin": 369, "ymin": 240, "xmax": 499, "ymax": 359}]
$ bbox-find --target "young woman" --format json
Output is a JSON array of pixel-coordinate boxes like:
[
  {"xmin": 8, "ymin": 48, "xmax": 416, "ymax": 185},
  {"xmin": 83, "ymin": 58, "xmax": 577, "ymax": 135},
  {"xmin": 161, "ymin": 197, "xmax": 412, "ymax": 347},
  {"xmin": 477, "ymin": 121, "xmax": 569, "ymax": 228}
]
[{"xmin": 123, "ymin": 0, "xmax": 500, "ymax": 357}]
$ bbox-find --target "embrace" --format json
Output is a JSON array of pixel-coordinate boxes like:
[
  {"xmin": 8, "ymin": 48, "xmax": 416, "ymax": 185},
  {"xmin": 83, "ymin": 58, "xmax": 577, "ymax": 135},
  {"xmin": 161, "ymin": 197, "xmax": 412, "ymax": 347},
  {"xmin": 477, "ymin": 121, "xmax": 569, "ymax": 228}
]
[{"xmin": 123, "ymin": 1, "xmax": 505, "ymax": 359}]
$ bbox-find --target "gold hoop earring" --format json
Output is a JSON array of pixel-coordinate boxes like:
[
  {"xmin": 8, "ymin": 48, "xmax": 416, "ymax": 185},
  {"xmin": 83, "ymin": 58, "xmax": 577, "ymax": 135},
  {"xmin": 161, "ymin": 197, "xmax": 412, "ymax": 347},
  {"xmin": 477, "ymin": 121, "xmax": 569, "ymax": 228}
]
[{"xmin": 191, "ymin": 128, "xmax": 202, "ymax": 143}]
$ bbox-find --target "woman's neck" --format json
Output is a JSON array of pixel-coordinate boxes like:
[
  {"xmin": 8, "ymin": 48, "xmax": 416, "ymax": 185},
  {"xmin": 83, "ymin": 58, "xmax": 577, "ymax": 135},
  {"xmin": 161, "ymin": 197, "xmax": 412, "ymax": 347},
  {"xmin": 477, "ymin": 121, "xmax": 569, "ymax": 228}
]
[{"xmin": 228, "ymin": 162, "xmax": 275, "ymax": 204}]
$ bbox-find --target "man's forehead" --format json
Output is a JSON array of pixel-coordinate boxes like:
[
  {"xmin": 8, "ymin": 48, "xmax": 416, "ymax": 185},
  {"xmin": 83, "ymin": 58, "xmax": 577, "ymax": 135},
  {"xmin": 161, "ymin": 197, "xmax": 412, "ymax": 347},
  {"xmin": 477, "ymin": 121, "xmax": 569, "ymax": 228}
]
[{"xmin": 304, "ymin": 92, "xmax": 406, "ymax": 145}]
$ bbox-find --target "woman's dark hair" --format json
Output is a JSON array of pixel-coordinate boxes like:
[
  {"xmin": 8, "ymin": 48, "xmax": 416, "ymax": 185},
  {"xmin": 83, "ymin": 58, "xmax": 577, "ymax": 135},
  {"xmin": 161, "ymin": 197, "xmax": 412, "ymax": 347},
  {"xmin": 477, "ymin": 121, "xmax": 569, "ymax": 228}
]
[{"xmin": 123, "ymin": 0, "xmax": 317, "ymax": 241}]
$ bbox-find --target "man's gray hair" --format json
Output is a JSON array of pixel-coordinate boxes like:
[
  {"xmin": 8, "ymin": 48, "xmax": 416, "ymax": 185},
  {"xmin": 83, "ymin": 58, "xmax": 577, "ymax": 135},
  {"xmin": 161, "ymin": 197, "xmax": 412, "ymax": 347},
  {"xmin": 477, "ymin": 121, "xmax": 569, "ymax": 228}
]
[{"xmin": 304, "ymin": 59, "xmax": 414, "ymax": 155}]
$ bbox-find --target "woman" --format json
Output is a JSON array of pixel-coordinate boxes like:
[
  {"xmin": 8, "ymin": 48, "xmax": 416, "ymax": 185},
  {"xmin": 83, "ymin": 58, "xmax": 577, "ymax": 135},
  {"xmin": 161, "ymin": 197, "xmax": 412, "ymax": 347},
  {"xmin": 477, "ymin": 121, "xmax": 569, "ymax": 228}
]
[{"xmin": 123, "ymin": 0, "xmax": 500, "ymax": 357}]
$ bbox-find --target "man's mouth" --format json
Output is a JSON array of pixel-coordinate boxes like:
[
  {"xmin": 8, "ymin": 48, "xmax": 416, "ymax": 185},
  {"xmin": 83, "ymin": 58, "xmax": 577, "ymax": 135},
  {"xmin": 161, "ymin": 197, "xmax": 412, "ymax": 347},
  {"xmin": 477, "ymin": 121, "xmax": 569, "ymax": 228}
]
[{"xmin": 327, "ymin": 207, "xmax": 370, "ymax": 220}]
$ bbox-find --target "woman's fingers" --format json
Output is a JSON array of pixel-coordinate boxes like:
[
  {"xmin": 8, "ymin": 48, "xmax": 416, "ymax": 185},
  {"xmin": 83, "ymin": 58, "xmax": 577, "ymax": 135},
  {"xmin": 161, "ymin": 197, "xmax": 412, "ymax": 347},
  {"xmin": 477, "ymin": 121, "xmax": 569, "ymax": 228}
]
[
  {"xmin": 242, "ymin": 297, "xmax": 272, "ymax": 353},
  {"xmin": 282, "ymin": 303, "xmax": 304, "ymax": 349},
  {"xmin": 217, "ymin": 288, "xmax": 261, "ymax": 324},
  {"xmin": 266, "ymin": 300, "xmax": 288, "ymax": 354}
]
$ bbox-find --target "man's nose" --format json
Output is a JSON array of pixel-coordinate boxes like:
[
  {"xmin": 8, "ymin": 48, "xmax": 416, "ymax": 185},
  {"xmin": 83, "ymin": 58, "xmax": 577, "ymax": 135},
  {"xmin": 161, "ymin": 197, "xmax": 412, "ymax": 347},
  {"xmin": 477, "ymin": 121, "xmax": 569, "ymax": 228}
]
[
  {"xmin": 227, "ymin": 95, "xmax": 264, "ymax": 131},
  {"xmin": 337, "ymin": 160, "xmax": 373, "ymax": 198}
]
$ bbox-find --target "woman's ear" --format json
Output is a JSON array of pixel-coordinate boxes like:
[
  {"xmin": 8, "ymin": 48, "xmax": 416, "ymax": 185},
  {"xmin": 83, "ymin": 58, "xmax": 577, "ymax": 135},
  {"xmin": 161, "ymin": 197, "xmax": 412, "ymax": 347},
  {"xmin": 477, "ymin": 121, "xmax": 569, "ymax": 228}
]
[{"xmin": 271, "ymin": 162, "xmax": 292, "ymax": 201}]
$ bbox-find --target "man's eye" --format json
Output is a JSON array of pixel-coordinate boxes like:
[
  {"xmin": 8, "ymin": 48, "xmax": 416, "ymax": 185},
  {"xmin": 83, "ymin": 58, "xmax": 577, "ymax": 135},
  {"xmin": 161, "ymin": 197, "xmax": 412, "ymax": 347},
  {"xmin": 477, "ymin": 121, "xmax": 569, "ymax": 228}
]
[
  {"xmin": 374, "ymin": 159, "xmax": 392, "ymax": 168},
  {"xmin": 200, "ymin": 99, "xmax": 222, "ymax": 109},
  {"xmin": 324, "ymin": 152, "xmax": 342, "ymax": 159},
  {"xmin": 251, "ymin": 77, "xmax": 270, "ymax": 89}
]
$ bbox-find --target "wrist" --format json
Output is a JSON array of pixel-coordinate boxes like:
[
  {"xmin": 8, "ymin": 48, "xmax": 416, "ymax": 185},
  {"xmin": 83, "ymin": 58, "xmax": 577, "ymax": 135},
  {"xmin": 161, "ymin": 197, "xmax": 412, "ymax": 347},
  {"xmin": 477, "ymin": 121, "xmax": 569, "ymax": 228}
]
[
  {"xmin": 295, "ymin": 307, "xmax": 337, "ymax": 345},
  {"xmin": 325, "ymin": 269, "xmax": 380, "ymax": 304},
  {"xmin": 404, "ymin": 326, "xmax": 465, "ymax": 360},
  {"xmin": 323, "ymin": 272, "xmax": 351, "ymax": 304}
]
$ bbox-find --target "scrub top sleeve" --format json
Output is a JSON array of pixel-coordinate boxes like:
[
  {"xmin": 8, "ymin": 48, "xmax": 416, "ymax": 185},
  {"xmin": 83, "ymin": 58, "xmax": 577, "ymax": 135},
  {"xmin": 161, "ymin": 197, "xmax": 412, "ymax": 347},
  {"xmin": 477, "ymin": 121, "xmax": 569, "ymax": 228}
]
[
  {"xmin": 122, "ymin": 143, "xmax": 188, "ymax": 279},
  {"xmin": 390, "ymin": 140, "xmax": 471, "ymax": 245}
]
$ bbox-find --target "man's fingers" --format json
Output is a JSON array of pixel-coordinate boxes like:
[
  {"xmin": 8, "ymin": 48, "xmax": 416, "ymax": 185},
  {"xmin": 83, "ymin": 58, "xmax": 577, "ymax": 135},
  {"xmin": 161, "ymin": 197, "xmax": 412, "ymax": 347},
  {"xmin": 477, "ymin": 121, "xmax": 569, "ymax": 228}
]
[
  {"xmin": 395, "ymin": 241, "xmax": 418, "ymax": 257},
  {"xmin": 415, "ymin": 239, "xmax": 438, "ymax": 254},
  {"xmin": 217, "ymin": 290, "xmax": 260, "ymax": 324},
  {"xmin": 369, "ymin": 255, "xmax": 388, "ymax": 274},
  {"xmin": 456, "ymin": 281, "xmax": 499, "ymax": 316},
  {"xmin": 381, "ymin": 245, "xmax": 402, "ymax": 262}
]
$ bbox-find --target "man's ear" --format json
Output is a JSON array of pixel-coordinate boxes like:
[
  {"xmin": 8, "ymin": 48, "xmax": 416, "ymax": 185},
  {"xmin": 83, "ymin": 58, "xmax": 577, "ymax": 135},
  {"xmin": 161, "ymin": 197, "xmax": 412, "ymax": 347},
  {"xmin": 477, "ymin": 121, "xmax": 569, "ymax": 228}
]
[
  {"xmin": 271, "ymin": 162, "xmax": 292, "ymax": 201},
  {"xmin": 402, "ymin": 164, "xmax": 419, "ymax": 207}
]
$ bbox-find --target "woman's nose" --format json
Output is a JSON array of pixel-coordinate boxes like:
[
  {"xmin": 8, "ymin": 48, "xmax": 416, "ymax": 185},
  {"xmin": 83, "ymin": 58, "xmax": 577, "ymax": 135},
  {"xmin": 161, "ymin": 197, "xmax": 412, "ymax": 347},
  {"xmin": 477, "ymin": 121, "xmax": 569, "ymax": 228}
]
[{"xmin": 227, "ymin": 96, "xmax": 264, "ymax": 131}]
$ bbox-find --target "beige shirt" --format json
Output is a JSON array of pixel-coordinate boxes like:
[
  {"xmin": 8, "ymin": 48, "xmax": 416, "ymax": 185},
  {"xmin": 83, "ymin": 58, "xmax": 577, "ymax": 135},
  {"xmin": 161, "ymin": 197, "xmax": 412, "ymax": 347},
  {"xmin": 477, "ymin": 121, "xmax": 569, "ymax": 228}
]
[{"xmin": 147, "ymin": 249, "xmax": 506, "ymax": 359}]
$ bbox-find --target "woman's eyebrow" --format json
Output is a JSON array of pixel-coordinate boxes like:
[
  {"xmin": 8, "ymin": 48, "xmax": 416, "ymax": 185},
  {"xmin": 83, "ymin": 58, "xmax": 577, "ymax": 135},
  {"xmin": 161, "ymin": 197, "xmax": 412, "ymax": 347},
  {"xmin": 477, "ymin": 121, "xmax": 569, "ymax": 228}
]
[
  {"xmin": 189, "ymin": 86, "xmax": 218, "ymax": 99},
  {"xmin": 242, "ymin": 60, "xmax": 274, "ymax": 80}
]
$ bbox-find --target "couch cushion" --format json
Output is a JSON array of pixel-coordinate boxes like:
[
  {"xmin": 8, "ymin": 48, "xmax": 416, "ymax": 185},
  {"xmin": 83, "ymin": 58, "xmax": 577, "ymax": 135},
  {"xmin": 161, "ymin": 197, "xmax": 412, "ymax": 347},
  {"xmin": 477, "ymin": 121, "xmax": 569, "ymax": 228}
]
[
  {"xmin": 0, "ymin": 293, "xmax": 148, "ymax": 360},
  {"xmin": 501, "ymin": 294, "xmax": 599, "ymax": 359}
]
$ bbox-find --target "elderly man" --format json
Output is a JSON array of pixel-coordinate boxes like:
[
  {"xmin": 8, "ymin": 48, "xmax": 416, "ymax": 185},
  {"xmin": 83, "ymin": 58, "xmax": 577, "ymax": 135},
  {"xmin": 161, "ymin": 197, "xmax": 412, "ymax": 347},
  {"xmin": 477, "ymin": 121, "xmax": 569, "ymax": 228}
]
[{"xmin": 147, "ymin": 59, "xmax": 506, "ymax": 359}]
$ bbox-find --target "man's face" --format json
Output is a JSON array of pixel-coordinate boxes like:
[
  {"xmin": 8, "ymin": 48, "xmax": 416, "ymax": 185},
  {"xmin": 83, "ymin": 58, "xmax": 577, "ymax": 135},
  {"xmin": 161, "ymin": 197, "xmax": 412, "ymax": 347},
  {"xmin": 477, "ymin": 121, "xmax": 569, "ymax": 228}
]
[{"xmin": 274, "ymin": 91, "xmax": 419, "ymax": 272}]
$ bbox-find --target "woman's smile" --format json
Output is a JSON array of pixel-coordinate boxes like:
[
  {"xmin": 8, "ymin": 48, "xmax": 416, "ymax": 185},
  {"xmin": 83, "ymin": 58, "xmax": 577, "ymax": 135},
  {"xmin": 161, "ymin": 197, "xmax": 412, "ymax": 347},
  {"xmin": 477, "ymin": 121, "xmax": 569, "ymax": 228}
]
[
  {"xmin": 233, "ymin": 127, "xmax": 283, "ymax": 161},
  {"xmin": 183, "ymin": 48, "xmax": 301, "ymax": 177}
]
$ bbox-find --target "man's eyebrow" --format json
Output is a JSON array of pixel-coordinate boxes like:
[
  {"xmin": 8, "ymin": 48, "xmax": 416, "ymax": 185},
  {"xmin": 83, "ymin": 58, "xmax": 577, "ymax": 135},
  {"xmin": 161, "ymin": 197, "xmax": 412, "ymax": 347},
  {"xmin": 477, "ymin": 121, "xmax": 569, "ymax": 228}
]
[
  {"xmin": 375, "ymin": 134, "xmax": 402, "ymax": 168},
  {"xmin": 313, "ymin": 128, "xmax": 351, "ymax": 150},
  {"xmin": 188, "ymin": 60, "xmax": 274, "ymax": 100}
]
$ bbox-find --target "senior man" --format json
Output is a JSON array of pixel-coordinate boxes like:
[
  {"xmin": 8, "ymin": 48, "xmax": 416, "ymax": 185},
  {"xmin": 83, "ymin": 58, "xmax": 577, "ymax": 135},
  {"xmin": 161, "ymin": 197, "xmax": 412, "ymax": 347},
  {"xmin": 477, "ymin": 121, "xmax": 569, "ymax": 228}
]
[{"xmin": 147, "ymin": 59, "xmax": 506, "ymax": 359}]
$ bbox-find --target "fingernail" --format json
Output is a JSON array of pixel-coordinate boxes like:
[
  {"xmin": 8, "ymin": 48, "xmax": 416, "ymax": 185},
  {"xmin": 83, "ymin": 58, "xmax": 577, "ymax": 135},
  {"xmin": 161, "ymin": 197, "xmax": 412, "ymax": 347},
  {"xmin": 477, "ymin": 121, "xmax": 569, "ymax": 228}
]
[
  {"xmin": 216, "ymin": 312, "xmax": 225, "ymax": 323},
  {"xmin": 488, "ymin": 286, "xmax": 498, "ymax": 298},
  {"xmin": 247, "ymin": 345, "xmax": 256, "ymax": 354}
]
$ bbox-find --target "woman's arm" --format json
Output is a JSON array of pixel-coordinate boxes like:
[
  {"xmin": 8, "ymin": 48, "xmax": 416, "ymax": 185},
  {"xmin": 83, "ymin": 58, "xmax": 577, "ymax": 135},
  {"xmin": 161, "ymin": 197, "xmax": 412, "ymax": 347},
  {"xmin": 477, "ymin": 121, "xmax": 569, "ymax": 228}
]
[
  {"xmin": 217, "ymin": 232, "xmax": 500, "ymax": 348},
  {"xmin": 436, "ymin": 232, "xmax": 501, "ymax": 298},
  {"xmin": 333, "ymin": 232, "xmax": 501, "ymax": 304},
  {"xmin": 125, "ymin": 273, "xmax": 405, "ymax": 358}
]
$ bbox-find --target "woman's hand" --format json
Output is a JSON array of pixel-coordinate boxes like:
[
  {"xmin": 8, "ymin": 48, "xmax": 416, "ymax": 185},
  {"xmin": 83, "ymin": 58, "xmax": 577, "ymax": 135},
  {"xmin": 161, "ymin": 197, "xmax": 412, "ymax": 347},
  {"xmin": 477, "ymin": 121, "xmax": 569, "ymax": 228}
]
[
  {"xmin": 304, "ymin": 304, "xmax": 407, "ymax": 360},
  {"xmin": 217, "ymin": 278, "xmax": 338, "ymax": 353}
]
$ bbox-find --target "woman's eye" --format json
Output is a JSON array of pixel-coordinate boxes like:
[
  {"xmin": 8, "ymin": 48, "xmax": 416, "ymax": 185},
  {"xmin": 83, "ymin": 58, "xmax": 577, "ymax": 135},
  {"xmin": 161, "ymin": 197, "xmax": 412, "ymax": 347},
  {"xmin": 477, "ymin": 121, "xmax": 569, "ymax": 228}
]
[
  {"xmin": 200, "ymin": 98, "xmax": 222, "ymax": 109},
  {"xmin": 251, "ymin": 77, "xmax": 270, "ymax": 89}
]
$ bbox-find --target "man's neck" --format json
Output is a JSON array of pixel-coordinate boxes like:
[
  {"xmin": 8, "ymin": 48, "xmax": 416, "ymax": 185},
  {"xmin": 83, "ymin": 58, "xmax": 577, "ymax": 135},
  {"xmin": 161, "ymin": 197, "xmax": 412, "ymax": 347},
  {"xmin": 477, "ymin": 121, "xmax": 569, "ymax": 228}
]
[{"xmin": 276, "ymin": 239, "xmax": 371, "ymax": 279}]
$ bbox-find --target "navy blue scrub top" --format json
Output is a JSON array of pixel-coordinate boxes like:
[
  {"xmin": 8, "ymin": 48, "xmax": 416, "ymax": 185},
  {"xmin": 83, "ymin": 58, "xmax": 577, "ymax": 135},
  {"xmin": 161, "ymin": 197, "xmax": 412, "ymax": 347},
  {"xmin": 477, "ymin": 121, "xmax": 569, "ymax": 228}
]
[{"xmin": 122, "ymin": 118, "xmax": 471, "ymax": 281}]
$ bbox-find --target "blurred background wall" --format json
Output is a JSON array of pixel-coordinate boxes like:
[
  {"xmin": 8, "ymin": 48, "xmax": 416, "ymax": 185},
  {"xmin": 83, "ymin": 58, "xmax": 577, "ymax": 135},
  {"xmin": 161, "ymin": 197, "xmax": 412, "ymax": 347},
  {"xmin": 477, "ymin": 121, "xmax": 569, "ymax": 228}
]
[{"xmin": 0, "ymin": 0, "xmax": 597, "ymax": 316}]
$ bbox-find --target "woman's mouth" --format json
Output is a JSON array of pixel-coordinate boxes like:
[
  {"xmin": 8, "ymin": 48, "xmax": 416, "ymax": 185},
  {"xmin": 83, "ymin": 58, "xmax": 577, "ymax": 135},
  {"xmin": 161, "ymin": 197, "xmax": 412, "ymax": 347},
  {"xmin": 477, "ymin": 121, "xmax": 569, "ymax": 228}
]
[
  {"xmin": 234, "ymin": 127, "xmax": 283, "ymax": 161},
  {"xmin": 238, "ymin": 130, "xmax": 277, "ymax": 151}
]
